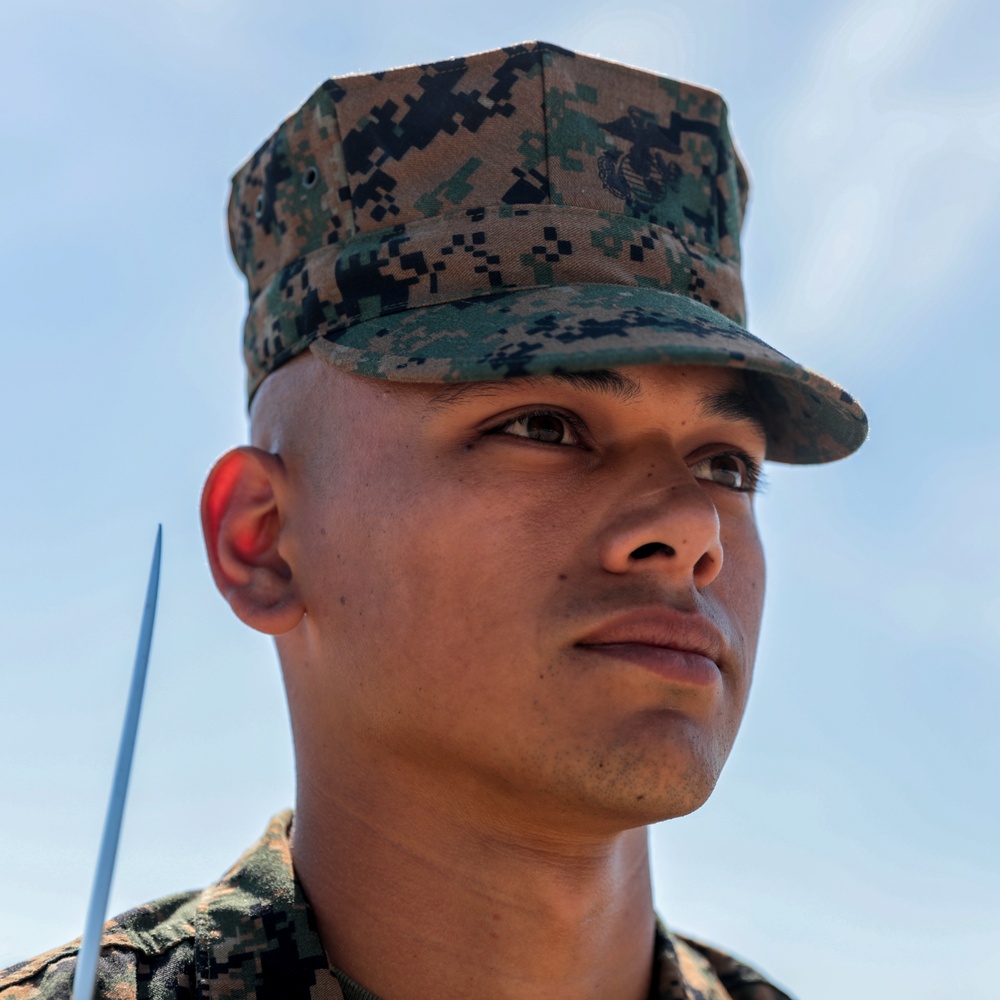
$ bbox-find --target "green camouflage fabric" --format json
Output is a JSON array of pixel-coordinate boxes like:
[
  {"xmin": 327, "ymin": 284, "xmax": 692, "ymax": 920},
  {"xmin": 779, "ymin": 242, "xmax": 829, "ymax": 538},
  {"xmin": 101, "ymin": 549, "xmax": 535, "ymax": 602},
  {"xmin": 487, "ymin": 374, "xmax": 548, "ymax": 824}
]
[
  {"xmin": 0, "ymin": 812, "xmax": 794, "ymax": 1000},
  {"xmin": 228, "ymin": 40, "xmax": 866, "ymax": 464}
]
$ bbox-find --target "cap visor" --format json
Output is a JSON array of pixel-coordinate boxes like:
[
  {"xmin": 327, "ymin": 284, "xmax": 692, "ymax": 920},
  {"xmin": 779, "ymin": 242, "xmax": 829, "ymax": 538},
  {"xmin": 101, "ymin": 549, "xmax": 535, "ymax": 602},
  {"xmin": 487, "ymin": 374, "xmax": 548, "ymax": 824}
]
[{"xmin": 310, "ymin": 283, "xmax": 868, "ymax": 464}]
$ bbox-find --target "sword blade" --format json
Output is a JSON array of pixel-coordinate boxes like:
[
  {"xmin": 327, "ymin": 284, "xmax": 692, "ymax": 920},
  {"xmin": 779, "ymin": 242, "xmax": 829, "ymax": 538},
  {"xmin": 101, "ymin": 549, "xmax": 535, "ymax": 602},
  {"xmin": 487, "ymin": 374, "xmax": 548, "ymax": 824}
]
[{"xmin": 71, "ymin": 525, "xmax": 162, "ymax": 1000}]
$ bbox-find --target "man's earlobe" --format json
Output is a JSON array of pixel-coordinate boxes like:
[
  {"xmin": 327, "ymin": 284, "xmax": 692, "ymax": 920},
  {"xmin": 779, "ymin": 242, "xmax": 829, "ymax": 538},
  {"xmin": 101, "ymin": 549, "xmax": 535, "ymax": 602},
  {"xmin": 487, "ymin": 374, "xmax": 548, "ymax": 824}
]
[{"xmin": 201, "ymin": 447, "xmax": 305, "ymax": 635}]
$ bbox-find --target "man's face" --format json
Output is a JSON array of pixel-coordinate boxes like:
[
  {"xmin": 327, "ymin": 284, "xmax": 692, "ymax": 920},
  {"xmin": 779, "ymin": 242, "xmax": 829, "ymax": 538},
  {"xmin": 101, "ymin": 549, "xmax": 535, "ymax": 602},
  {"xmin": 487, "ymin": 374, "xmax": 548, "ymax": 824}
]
[{"xmin": 274, "ymin": 360, "xmax": 766, "ymax": 835}]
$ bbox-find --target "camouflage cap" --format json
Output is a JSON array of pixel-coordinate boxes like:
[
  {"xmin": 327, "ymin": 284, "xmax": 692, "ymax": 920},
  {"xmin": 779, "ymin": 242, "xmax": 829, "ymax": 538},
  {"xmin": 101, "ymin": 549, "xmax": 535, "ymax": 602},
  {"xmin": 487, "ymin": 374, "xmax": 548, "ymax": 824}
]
[{"xmin": 228, "ymin": 41, "xmax": 867, "ymax": 463}]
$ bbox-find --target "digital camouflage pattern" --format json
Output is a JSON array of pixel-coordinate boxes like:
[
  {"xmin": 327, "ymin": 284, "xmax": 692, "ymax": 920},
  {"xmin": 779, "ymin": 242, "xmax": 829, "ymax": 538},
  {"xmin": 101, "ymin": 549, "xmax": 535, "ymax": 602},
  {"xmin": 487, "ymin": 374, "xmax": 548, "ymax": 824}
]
[
  {"xmin": 0, "ymin": 812, "xmax": 795, "ymax": 1000},
  {"xmin": 228, "ymin": 40, "xmax": 867, "ymax": 464}
]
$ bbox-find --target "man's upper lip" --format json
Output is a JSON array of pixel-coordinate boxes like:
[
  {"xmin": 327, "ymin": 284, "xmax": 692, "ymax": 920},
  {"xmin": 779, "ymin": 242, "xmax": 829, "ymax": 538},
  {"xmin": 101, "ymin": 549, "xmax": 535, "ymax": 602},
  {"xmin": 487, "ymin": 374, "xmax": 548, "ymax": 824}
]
[{"xmin": 575, "ymin": 608, "xmax": 725, "ymax": 664}]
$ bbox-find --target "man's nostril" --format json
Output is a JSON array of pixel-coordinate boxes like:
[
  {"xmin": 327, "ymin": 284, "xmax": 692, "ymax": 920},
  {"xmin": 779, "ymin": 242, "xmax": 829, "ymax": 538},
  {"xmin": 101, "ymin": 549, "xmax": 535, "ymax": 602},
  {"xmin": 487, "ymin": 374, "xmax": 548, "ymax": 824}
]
[{"xmin": 630, "ymin": 542, "xmax": 676, "ymax": 560}]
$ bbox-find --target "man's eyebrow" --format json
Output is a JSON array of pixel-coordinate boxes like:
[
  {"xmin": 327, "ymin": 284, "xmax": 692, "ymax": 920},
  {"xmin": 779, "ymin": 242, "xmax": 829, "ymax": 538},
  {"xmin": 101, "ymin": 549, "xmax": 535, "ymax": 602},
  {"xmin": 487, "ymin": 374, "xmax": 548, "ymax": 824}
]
[
  {"xmin": 698, "ymin": 383, "xmax": 769, "ymax": 442},
  {"xmin": 429, "ymin": 369, "xmax": 643, "ymax": 405},
  {"xmin": 430, "ymin": 369, "xmax": 769, "ymax": 441}
]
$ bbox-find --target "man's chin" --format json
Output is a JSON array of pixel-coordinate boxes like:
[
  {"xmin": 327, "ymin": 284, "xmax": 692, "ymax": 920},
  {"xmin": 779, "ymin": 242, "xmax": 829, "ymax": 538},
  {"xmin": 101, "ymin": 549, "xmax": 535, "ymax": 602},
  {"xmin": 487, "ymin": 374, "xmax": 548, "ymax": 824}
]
[
  {"xmin": 530, "ymin": 755, "xmax": 726, "ymax": 837},
  {"xmin": 608, "ymin": 777, "xmax": 720, "ymax": 829}
]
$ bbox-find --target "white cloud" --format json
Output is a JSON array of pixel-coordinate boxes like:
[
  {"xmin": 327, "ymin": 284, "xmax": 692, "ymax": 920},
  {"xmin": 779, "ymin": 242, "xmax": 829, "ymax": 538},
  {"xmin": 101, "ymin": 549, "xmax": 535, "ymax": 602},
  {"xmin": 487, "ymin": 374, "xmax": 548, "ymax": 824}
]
[
  {"xmin": 757, "ymin": 0, "xmax": 1000, "ymax": 365},
  {"xmin": 565, "ymin": 4, "xmax": 699, "ymax": 81},
  {"xmin": 837, "ymin": 1, "xmax": 940, "ymax": 70},
  {"xmin": 790, "ymin": 181, "xmax": 882, "ymax": 325}
]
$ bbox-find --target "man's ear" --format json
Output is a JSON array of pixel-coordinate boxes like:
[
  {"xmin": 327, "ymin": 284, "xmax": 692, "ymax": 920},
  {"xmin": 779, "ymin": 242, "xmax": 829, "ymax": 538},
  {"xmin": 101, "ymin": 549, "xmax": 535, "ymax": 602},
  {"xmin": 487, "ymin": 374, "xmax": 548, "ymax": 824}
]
[{"xmin": 201, "ymin": 446, "xmax": 305, "ymax": 635}]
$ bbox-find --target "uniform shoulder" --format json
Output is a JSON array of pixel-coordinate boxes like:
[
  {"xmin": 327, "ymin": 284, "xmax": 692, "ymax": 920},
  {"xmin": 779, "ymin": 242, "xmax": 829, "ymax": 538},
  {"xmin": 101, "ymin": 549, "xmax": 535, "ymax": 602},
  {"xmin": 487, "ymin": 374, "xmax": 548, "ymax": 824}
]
[
  {"xmin": 0, "ymin": 890, "xmax": 200, "ymax": 1000},
  {"xmin": 672, "ymin": 933, "xmax": 797, "ymax": 1000}
]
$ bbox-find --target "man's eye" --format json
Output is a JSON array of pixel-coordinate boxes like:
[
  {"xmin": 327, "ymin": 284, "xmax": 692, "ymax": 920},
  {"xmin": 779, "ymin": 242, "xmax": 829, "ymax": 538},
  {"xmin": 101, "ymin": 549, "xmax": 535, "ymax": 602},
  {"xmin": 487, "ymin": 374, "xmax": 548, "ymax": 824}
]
[
  {"xmin": 492, "ymin": 410, "xmax": 581, "ymax": 446},
  {"xmin": 690, "ymin": 452, "xmax": 762, "ymax": 492}
]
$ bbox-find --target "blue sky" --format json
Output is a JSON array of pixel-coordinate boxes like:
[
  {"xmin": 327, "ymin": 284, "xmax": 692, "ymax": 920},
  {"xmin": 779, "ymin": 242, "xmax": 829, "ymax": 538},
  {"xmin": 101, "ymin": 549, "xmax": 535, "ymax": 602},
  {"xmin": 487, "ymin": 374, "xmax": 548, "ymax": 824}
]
[{"xmin": 2, "ymin": 2, "xmax": 998, "ymax": 996}]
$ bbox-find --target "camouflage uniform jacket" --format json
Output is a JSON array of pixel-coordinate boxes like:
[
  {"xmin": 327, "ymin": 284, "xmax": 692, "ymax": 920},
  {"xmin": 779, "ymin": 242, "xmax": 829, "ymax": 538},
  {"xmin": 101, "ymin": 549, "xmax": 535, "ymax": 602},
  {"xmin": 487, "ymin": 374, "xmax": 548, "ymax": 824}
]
[{"xmin": 0, "ymin": 811, "xmax": 794, "ymax": 1000}]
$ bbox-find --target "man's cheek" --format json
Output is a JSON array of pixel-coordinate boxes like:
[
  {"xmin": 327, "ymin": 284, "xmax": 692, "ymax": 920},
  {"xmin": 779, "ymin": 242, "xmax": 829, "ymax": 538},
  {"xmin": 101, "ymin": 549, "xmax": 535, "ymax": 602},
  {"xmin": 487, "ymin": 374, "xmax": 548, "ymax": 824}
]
[{"xmin": 719, "ymin": 528, "xmax": 765, "ymax": 611}]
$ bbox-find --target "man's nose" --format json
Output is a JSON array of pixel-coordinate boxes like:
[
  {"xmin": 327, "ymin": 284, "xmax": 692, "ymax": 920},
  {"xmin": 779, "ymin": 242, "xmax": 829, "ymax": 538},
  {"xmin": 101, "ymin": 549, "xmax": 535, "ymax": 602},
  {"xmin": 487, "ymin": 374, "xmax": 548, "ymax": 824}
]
[{"xmin": 597, "ymin": 460, "xmax": 723, "ymax": 590}]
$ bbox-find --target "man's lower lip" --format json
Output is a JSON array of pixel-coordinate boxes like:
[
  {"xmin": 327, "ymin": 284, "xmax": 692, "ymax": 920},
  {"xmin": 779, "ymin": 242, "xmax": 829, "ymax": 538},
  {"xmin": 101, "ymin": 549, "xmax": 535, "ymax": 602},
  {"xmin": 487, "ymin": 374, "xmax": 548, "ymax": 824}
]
[{"xmin": 576, "ymin": 643, "xmax": 720, "ymax": 686}]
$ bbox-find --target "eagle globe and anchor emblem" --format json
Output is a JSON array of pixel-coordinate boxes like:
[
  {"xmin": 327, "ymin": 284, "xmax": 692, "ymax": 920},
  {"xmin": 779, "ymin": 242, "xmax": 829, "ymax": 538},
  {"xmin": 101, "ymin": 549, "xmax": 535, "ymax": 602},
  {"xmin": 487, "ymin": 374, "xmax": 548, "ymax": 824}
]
[{"xmin": 597, "ymin": 105, "xmax": 686, "ymax": 212}]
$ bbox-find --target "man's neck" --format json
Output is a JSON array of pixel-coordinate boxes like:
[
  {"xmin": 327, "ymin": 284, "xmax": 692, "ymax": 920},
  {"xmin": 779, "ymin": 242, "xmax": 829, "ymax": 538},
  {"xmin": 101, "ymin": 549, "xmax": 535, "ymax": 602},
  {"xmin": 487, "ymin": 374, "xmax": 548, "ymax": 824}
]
[{"xmin": 291, "ymin": 771, "xmax": 656, "ymax": 1000}]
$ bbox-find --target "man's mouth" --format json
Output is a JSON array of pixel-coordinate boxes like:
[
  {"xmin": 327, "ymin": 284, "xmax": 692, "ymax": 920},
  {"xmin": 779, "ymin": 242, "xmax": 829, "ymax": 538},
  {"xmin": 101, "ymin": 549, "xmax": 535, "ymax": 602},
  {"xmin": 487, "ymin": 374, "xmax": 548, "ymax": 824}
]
[{"xmin": 575, "ymin": 608, "xmax": 725, "ymax": 687}]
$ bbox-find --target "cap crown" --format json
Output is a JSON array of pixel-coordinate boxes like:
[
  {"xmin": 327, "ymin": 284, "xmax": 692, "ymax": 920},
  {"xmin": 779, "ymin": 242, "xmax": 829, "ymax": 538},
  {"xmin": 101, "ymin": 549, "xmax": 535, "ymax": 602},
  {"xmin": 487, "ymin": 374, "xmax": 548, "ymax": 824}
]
[{"xmin": 229, "ymin": 41, "xmax": 749, "ymax": 397}]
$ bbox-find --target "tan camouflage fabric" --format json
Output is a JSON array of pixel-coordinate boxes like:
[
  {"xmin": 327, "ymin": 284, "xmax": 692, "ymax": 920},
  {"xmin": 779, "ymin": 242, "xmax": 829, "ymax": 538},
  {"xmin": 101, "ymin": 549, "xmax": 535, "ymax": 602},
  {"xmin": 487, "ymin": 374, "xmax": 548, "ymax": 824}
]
[
  {"xmin": 228, "ymin": 40, "xmax": 867, "ymax": 464},
  {"xmin": 0, "ymin": 811, "xmax": 794, "ymax": 1000}
]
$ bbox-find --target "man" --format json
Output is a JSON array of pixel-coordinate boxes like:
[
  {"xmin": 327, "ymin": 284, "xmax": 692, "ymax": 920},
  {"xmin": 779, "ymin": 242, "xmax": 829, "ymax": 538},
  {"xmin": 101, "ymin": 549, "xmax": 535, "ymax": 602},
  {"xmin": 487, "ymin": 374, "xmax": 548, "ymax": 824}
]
[{"xmin": 1, "ymin": 41, "xmax": 866, "ymax": 1000}]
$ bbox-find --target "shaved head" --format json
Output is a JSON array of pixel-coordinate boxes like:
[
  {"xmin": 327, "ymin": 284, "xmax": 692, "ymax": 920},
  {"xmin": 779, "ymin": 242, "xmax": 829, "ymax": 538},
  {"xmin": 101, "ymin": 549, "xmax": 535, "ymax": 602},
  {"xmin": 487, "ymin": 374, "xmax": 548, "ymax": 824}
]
[{"xmin": 249, "ymin": 352, "xmax": 329, "ymax": 453}]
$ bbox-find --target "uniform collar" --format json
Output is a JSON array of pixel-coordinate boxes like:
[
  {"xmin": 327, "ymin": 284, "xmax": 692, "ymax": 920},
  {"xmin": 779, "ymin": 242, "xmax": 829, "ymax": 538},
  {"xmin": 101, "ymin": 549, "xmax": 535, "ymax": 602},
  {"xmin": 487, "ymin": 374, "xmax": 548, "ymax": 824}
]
[{"xmin": 193, "ymin": 811, "xmax": 735, "ymax": 1000}]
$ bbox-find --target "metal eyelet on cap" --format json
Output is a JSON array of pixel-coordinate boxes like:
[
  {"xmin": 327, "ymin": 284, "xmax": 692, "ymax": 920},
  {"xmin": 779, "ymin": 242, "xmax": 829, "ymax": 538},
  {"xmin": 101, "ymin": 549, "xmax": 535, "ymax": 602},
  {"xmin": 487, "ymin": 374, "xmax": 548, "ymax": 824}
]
[
  {"xmin": 254, "ymin": 194, "xmax": 265, "ymax": 219},
  {"xmin": 302, "ymin": 166, "xmax": 319, "ymax": 189}
]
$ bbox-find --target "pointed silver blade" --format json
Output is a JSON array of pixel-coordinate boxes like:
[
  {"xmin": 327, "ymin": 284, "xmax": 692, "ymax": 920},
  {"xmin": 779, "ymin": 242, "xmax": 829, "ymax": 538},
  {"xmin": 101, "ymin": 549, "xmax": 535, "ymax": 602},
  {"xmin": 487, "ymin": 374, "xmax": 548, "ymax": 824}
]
[{"xmin": 71, "ymin": 525, "xmax": 162, "ymax": 1000}]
